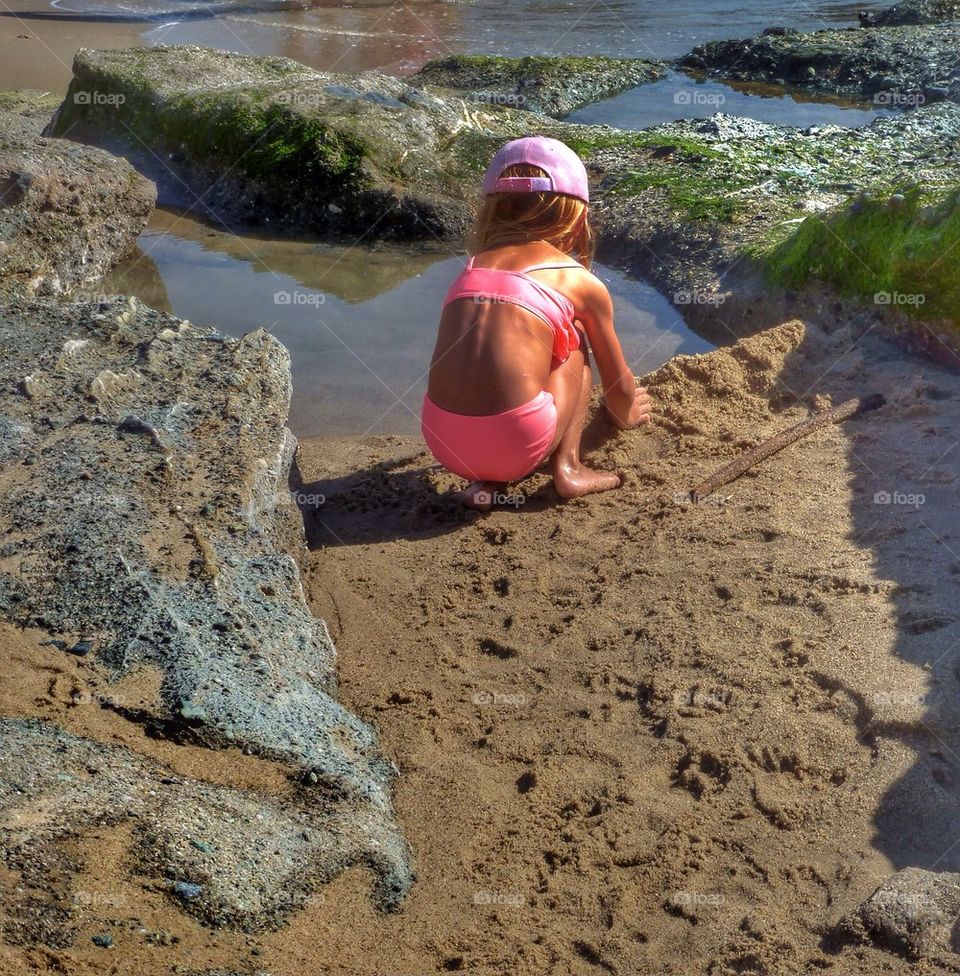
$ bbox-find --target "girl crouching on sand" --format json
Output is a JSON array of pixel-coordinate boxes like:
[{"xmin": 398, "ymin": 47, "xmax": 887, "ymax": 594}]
[{"xmin": 421, "ymin": 135, "xmax": 652, "ymax": 510}]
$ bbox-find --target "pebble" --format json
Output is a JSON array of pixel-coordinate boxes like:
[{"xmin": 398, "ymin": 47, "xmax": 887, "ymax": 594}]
[
  {"xmin": 177, "ymin": 699, "xmax": 209, "ymax": 724},
  {"xmin": 171, "ymin": 880, "xmax": 204, "ymax": 900}
]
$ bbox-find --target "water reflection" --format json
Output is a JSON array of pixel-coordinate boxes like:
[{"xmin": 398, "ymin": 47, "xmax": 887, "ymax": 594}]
[{"xmin": 91, "ymin": 207, "xmax": 711, "ymax": 437}]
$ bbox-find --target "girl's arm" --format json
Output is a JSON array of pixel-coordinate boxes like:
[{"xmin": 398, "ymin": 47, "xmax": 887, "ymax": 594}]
[{"xmin": 576, "ymin": 273, "xmax": 652, "ymax": 429}]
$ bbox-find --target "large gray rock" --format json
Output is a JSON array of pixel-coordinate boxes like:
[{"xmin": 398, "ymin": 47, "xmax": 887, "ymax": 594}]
[
  {"xmin": 46, "ymin": 45, "xmax": 533, "ymax": 240},
  {"xmin": 0, "ymin": 293, "xmax": 412, "ymax": 920},
  {"xmin": 841, "ymin": 867, "xmax": 960, "ymax": 959},
  {"xmin": 0, "ymin": 100, "xmax": 155, "ymax": 298},
  {"xmin": 0, "ymin": 719, "xmax": 403, "ymax": 931},
  {"xmin": 680, "ymin": 21, "xmax": 960, "ymax": 106}
]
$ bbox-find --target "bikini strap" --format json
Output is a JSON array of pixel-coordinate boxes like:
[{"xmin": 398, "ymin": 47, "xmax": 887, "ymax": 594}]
[{"xmin": 520, "ymin": 261, "xmax": 584, "ymax": 273}]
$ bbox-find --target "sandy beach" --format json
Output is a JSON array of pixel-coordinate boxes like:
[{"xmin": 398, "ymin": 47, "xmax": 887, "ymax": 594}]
[
  {"xmin": 5, "ymin": 318, "xmax": 960, "ymax": 974},
  {"xmin": 3, "ymin": 2, "xmax": 960, "ymax": 972}
]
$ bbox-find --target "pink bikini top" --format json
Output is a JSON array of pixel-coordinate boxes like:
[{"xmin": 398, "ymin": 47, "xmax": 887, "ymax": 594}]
[{"xmin": 442, "ymin": 254, "xmax": 583, "ymax": 366}]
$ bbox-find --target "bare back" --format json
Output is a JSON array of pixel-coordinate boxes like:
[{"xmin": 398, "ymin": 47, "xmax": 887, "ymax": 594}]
[{"xmin": 426, "ymin": 242, "xmax": 587, "ymax": 416}]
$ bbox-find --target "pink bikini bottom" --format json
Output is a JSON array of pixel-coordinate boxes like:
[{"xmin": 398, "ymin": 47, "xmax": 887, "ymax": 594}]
[{"xmin": 421, "ymin": 391, "xmax": 558, "ymax": 483}]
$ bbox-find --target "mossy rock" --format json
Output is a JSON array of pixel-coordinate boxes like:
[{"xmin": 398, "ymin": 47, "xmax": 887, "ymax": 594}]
[
  {"xmin": 409, "ymin": 54, "xmax": 665, "ymax": 117},
  {"xmin": 0, "ymin": 90, "xmax": 63, "ymax": 131},
  {"xmin": 47, "ymin": 46, "xmax": 535, "ymax": 240},
  {"xmin": 760, "ymin": 186, "xmax": 960, "ymax": 325},
  {"xmin": 869, "ymin": 0, "xmax": 960, "ymax": 25}
]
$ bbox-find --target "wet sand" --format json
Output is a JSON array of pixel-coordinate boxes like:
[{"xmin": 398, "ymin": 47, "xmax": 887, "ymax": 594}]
[{"xmin": 0, "ymin": 0, "xmax": 146, "ymax": 91}]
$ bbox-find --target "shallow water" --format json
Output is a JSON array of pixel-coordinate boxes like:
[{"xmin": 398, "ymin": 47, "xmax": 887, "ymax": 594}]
[
  {"xmin": 90, "ymin": 208, "xmax": 713, "ymax": 438},
  {"xmin": 568, "ymin": 70, "xmax": 897, "ymax": 130},
  {"xmin": 45, "ymin": 0, "xmax": 890, "ymax": 69}
]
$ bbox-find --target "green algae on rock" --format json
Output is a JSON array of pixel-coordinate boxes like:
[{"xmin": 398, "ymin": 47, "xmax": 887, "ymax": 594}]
[
  {"xmin": 586, "ymin": 104, "xmax": 960, "ymax": 302},
  {"xmin": 408, "ymin": 54, "xmax": 665, "ymax": 118},
  {"xmin": 759, "ymin": 187, "xmax": 960, "ymax": 326},
  {"xmin": 47, "ymin": 45, "xmax": 534, "ymax": 240}
]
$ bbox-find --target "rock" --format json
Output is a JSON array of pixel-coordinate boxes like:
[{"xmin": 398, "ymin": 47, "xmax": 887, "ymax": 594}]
[
  {"xmin": 679, "ymin": 20, "xmax": 959, "ymax": 106},
  {"xmin": 0, "ymin": 718, "xmax": 408, "ymax": 929},
  {"xmin": 408, "ymin": 54, "xmax": 666, "ymax": 118},
  {"xmin": 91, "ymin": 933, "xmax": 114, "ymax": 948},
  {"xmin": 585, "ymin": 102, "xmax": 960, "ymax": 319},
  {"xmin": 172, "ymin": 880, "xmax": 204, "ymax": 901},
  {"xmin": 0, "ymin": 90, "xmax": 63, "ymax": 133},
  {"xmin": 177, "ymin": 700, "xmax": 210, "ymax": 725},
  {"xmin": 46, "ymin": 46, "xmax": 537, "ymax": 241},
  {"xmin": 840, "ymin": 867, "xmax": 960, "ymax": 958},
  {"xmin": 868, "ymin": 0, "xmax": 960, "ymax": 25},
  {"xmin": 0, "ymin": 96, "xmax": 155, "ymax": 298},
  {"xmin": 0, "ymin": 293, "xmax": 412, "ymax": 924}
]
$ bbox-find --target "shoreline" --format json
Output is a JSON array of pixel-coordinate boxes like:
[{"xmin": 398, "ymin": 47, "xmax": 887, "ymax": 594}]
[{"xmin": 0, "ymin": 0, "xmax": 146, "ymax": 91}]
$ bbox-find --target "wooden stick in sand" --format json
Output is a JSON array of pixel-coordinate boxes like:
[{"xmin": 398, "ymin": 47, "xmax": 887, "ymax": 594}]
[{"xmin": 689, "ymin": 394, "xmax": 885, "ymax": 504}]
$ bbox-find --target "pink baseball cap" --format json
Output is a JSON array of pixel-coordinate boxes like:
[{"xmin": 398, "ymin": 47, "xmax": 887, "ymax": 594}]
[{"xmin": 482, "ymin": 136, "xmax": 589, "ymax": 203}]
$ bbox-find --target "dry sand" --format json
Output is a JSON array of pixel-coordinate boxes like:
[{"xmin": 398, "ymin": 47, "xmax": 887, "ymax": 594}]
[
  {"xmin": 3, "ymin": 319, "xmax": 960, "ymax": 975},
  {"xmin": 289, "ymin": 320, "xmax": 960, "ymax": 975}
]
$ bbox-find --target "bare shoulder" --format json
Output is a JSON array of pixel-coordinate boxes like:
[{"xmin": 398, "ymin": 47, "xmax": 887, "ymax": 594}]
[{"xmin": 568, "ymin": 266, "xmax": 612, "ymax": 311}]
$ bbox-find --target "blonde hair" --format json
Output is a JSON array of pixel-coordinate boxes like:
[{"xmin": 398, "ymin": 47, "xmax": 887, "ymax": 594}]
[{"xmin": 468, "ymin": 163, "xmax": 594, "ymax": 267}]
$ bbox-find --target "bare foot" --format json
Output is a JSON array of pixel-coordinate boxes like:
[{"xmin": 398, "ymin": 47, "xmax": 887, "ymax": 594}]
[
  {"xmin": 455, "ymin": 480, "xmax": 500, "ymax": 511},
  {"xmin": 552, "ymin": 464, "xmax": 622, "ymax": 500}
]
